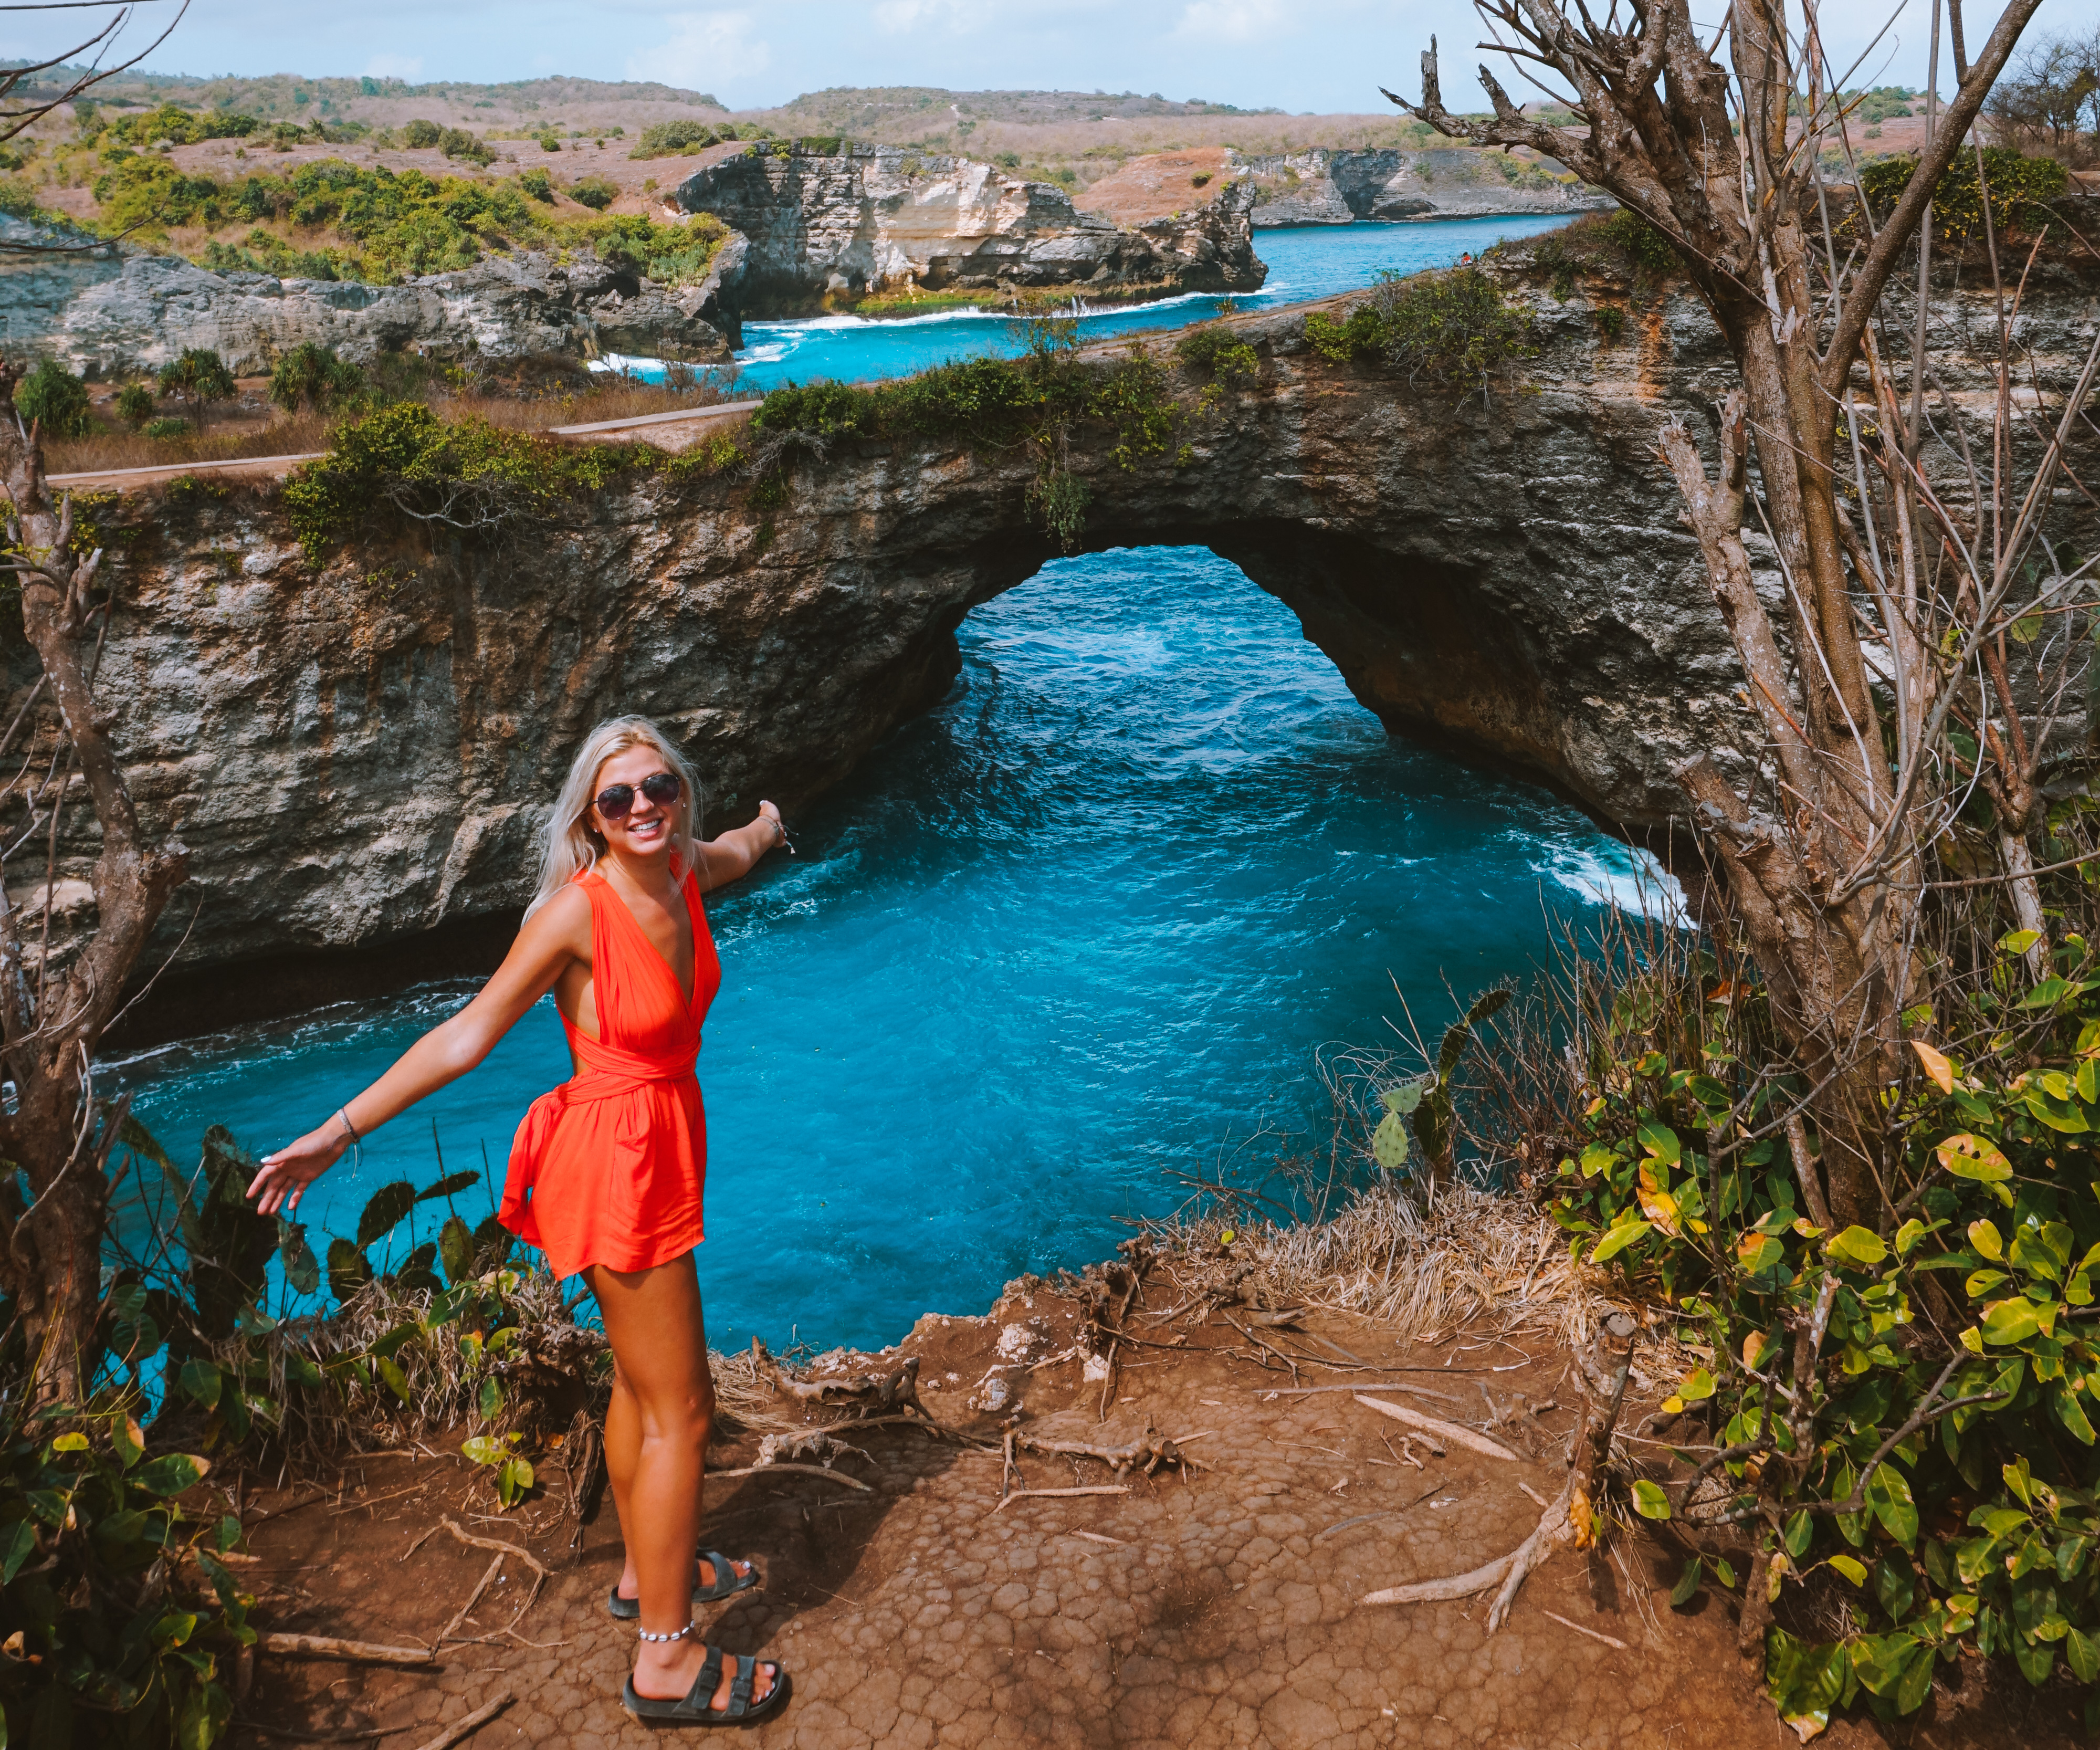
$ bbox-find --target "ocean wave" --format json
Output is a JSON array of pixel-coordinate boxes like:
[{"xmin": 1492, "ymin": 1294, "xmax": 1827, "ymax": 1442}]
[{"xmin": 1536, "ymin": 840, "xmax": 1688, "ymax": 923}]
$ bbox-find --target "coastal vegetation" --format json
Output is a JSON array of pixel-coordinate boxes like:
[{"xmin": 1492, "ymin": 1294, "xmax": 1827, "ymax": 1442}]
[
  {"xmin": 82, "ymin": 152, "xmax": 730, "ymax": 286},
  {"xmin": 1303, "ymin": 264, "xmax": 1535, "ymax": 397},
  {"xmin": 1367, "ymin": 0, "xmax": 2100, "ymax": 1732}
]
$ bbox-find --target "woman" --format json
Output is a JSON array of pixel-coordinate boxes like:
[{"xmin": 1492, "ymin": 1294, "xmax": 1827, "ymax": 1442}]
[{"xmin": 250, "ymin": 715, "xmax": 791, "ymax": 1727}]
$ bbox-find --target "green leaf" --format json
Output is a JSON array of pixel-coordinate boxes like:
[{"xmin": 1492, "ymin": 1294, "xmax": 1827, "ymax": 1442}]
[
  {"xmin": 278, "ymin": 1221, "xmax": 320, "ymax": 1297},
  {"xmin": 326, "ymin": 1236, "xmax": 372, "ymax": 1303},
  {"xmin": 2000, "ymin": 928, "xmax": 2043, "ymax": 956},
  {"xmin": 1982, "ymin": 1298, "xmax": 2044, "ymax": 1345},
  {"xmin": 132, "ymin": 1453, "xmax": 209, "ymax": 1497},
  {"xmin": 353, "ymin": 1180, "xmax": 417, "ymax": 1251},
  {"xmin": 478, "ymin": 1377, "xmax": 503, "ymax": 1421},
  {"xmin": 1631, "ymin": 1480, "xmax": 1671, "ymax": 1520},
  {"xmin": 1827, "ymin": 1554, "xmax": 1867, "ymax": 1586},
  {"xmin": 0, "ymin": 1519, "xmax": 37, "ymax": 1583},
  {"xmin": 1371, "ymin": 1112, "xmax": 1410, "ymax": 1171},
  {"xmin": 175, "ymin": 1679, "xmax": 232, "ymax": 1750},
  {"xmin": 1825, "ymin": 1224, "xmax": 1888, "ymax": 1269},
  {"xmin": 2067, "ymin": 1626, "xmax": 2100, "ymax": 1684},
  {"xmin": 460, "ymin": 1434, "xmax": 508, "ymax": 1467},
  {"xmin": 416, "ymin": 1170, "xmax": 480, "ymax": 1204},
  {"xmin": 1589, "ymin": 1220, "xmax": 1652, "ymax": 1265},
  {"xmin": 2053, "ymin": 1380, "xmax": 2097, "ymax": 1444},
  {"xmin": 1381, "ymin": 1080, "xmax": 1424, "ymax": 1116},
  {"xmin": 439, "ymin": 1215, "xmax": 476, "ymax": 1288},
  {"xmin": 1866, "ymin": 1464, "xmax": 1918, "ymax": 1547},
  {"xmin": 1637, "ymin": 1122, "xmax": 1682, "ymax": 1167},
  {"xmin": 1895, "ymin": 1218, "xmax": 1927, "ymax": 1255},
  {"xmin": 1970, "ymin": 1219, "xmax": 2006, "ymax": 1260},
  {"xmin": 1677, "ymin": 1367, "xmax": 1716, "ymax": 1402},
  {"xmin": 1938, "ymin": 1134, "xmax": 2013, "ymax": 1182},
  {"xmin": 1784, "ymin": 1510, "xmax": 1814, "ymax": 1557},
  {"xmin": 1670, "ymin": 1558, "xmax": 1704, "ymax": 1607},
  {"xmin": 178, "ymin": 1358, "xmax": 222, "ymax": 1409},
  {"xmin": 2021, "ymin": 977, "xmax": 2073, "ymax": 1010},
  {"xmin": 494, "ymin": 1456, "xmax": 534, "ymax": 1508},
  {"xmin": 374, "ymin": 1355, "xmax": 410, "ymax": 1403}
]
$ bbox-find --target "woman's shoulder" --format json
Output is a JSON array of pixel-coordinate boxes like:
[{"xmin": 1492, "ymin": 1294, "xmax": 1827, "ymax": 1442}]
[{"xmin": 528, "ymin": 879, "xmax": 597, "ymax": 942}]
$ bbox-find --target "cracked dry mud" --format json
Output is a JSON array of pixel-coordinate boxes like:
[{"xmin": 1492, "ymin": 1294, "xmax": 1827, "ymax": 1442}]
[{"xmin": 235, "ymin": 1293, "xmax": 2078, "ymax": 1749}]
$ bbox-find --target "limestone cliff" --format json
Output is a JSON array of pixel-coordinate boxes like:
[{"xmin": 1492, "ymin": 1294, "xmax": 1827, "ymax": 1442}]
[
  {"xmin": 20, "ymin": 268, "xmax": 2097, "ymax": 1036},
  {"xmin": 1237, "ymin": 149, "xmax": 1612, "ymax": 226},
  {"xmin": 673, "ymin": 141, "xmax": 1265, "ymax": 313},
  {"xmin": 0, "ymin": 215, "xmax": 743, "ymax": 378}
]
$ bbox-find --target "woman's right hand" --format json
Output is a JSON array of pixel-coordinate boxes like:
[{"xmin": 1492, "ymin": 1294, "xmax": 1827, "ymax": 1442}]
[{"xmin": 250, "ymin": 1124, "xmax": 353, "ymax": 1219}]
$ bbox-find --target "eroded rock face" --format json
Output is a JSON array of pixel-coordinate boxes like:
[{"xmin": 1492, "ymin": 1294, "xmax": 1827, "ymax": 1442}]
[
  {"xmin": 1239, "ymin": 149, "xmax": 1613, "ymax": 226},
  {"xmin": 0, "ymin": 216, "xmax": 741, "ymax": 378},
  {"xmin": 674, "ymin": 142, "xmax": 1265, "ymax": 312},
  {"xmin": 35, "ymin": 272, "xmax": 2100, "ymax": 1034}
]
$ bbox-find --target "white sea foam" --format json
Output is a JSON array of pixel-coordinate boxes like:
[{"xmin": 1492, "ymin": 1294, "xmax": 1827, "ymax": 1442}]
[{"xmin": 1537, "ymin": 840, "xmax": 1689, "ymax": 924}]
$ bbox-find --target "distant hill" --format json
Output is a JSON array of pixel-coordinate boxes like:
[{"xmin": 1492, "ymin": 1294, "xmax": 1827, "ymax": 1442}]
[
  {"xmin": 753, "ymin": 87, "xmax": 1280, "ymax": 133},
  {"xmin": 4, "ymin": 67, "xmax": 727, "ymax": 130}
]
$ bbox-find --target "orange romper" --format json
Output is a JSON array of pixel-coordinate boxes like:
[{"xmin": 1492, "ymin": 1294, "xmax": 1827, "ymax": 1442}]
[{"xmin": 498, "ymin": 863, "xmax": 722, "ymax": 1278}]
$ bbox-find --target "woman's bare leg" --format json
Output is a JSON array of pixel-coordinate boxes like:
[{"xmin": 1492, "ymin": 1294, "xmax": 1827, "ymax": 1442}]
[
  {"xmin": 587, "ymin": 1255, "xmax": 778, "ymax": 1710},
  {"xmin": 607, "ymin": 1360, "xmax": 746, "ymax": 1602}
]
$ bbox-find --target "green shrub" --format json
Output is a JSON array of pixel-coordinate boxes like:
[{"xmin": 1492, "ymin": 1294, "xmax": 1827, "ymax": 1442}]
[
  {"xmin": 106, "ymin": 102, "xmax": 255, "ymax": 149},
  {"xmin": 282, "ymin": 401, "xmax": 660, "ymax": 560},
  {"xmin": 1302, "ymin": 266, "xmax": 1535, "ymax": 397},
  {"xmin": 567, "ymin": 175, "xmax": 617, "ymax": 211},
  {"xmin": 1860, "ymin": 147, "xmax": 2068, "ymax": 246},
  {"xmin": 11, "ymin": 359, "xmax": 92, "ymax": 439},
  {"xmin": 156, "ymin": 349, "xmax": 237, "ymax": 426},
  {"xmin": 143, "ymin": 417, "xmax": 189, "ymax": 439},
  {"xmin": 0, "ymin": 176, "xmax": 37, "ymax": 219},
  {"xmin": 1491, "ymin": 913, "xmax": 2100, "ymax": 1734},
  {"xmin": 1173, "ymin": 323, "xmax": 1259, "ymax": 383},
  {"xmin": 268, "ymin": 342, "xmax": 363, "ymax": 414},
  {"xmin": 438, "ymin": 128, "xmax": 494, "ymax": 168},
  {"xmin": 518, "ymin": 167, "xmax": 553, "ymax": 203},
  {"xmin": 1603, "ymin": 207, "xmax": 1678, "ymax": 275},
  {"xmin": 537, "ymin": 133, "xmax": 561, "ymax": 153},
  {"xmin": 401, "ymin": 119, "xmax": 442, "ymax": 149},
  {"xmin": 630, "ymin": 120, "xmax": 720, "ymax": 159},
  {"xmin": 114, "ymin": 383, "xmax": 156, "ymax": 428}
]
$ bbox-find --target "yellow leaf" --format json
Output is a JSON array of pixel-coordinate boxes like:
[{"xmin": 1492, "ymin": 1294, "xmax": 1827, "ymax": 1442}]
[
  {"xmin": 1742, "ymin": 1329, "xmax": 1771, "ymax": 1370},
  {"xmin": 1568, "ymin": 1487, "xmax": 1595, "ymax": 1550},
  {"xmin": 1910, "ymin": 1039, "xmax": 1955, "ymax": 1094},
  {"xmin": 1937, "ymin": 1133, "xmax": 2012, "ymax": 1182},
  {"xmin": 1828, "ymin": 1554, "xmax": 1867, "ymax": 1586},
  {"xmin": 1661, "ymin": 1396, "xmax": 1685, "ymax": 1414}
]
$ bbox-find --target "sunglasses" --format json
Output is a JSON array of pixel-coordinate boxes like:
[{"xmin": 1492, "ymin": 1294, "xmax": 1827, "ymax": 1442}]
[{"xmin": 593, "ymin": 771, "xmax": 682, "ymax": 822}]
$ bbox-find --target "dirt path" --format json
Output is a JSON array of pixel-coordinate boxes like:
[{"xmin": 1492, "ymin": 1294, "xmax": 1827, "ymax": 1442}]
[{"xmin": 233, "ymin": 1287, "xmax": 2071, "ymax": 1749}]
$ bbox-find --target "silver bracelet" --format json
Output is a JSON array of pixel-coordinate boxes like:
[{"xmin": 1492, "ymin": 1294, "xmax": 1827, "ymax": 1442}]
[
  {"xmin": 335, "ymin": 1108, "xmax": 360, "ymax": 1145},
  {"xmin": 637, "ymin": 1622, "xmax": 693, "ymax": 1643}
]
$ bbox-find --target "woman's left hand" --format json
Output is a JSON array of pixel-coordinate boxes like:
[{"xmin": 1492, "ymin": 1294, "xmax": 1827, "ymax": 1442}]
[{"xmin": 250, "ymin": 1123, "xmax": 352, "ymax": 1218}]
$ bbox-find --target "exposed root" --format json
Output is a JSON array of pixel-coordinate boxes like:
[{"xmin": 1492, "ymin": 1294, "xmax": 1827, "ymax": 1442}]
[
  {"xmin": 750, "ymin": 1340, "xmax": 927, "ymax": 1417},
  {"xmin": 1011, "ymin": 1421, "xmax": 1195, "ymax": 1479},
  {"xmin": 424, "ymin": 1515, "xmax": 549, "ymax": 1638},
  {"xmin": 1359, "ymin": 1312, "xmax": 1637, "ymax": 1631},
  {"xmin": 991, "ymin": 1485, "xmax": 1130, "ymax": 1513}
]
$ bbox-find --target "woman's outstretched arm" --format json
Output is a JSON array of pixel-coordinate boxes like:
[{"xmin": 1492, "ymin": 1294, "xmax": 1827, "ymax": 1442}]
[
  {"xmin": 247, "ymin": 885, "xmax": 593, "ymax": 1217},
  {"xmin": 694, "ymin": 799, "xmax": 787, "ymax": 893}
]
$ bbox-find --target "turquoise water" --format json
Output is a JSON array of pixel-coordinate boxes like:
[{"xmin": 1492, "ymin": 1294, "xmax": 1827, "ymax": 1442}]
[
  {"xmin": 105, "ymin": 218, "xmax": 1661, "ymax": 1353},
  {"xmin": 611, "ymin": 214, "xmax": 1574, "ymax": 392}
]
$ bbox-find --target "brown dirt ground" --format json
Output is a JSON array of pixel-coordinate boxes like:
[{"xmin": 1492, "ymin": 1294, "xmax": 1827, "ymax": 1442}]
[{"xmin": 226, "ymin": 1284, "xmax": 2086, "ymax": 1750}]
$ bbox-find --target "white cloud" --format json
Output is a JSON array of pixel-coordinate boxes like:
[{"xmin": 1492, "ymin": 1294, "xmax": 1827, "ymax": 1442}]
[
  {"xmin": 1174, "ymin": 0, "xmax": 1296, "ymax": 44},
  {"xmin": 628, "ymin": 11, "xmax": 771, "ymax": 90},
  {"xmin": 363, "ymin": 52, "xmax": 424, "ymax": 79}
]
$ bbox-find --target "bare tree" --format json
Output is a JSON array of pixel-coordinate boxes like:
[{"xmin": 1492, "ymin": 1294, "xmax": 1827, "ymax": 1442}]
[
  {"xmin": 1986, "ymin": 28, "xmax": 2097, "ymax": 150},
  {"xmin": 0, "ymin": 1, "xmax": 188, "ymax": 146},
  {"xmin": 0, "ymin": 363, "xmax": 188, "ymax": 1398},
  {"xmin": 1385, "ymin": 0, "xmax": 2063, "ymax": 1227}
]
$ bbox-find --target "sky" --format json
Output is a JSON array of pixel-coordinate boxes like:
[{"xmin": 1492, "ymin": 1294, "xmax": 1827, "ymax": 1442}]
[{"xmin": 4, "ymin": 1, "xmax": 2095, "ymax": 116}]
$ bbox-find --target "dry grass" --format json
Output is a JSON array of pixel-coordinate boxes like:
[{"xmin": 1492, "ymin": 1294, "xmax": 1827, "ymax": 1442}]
[{"xmin": 41, "ymin": 372, "xmax": 742, "ymax": 476}]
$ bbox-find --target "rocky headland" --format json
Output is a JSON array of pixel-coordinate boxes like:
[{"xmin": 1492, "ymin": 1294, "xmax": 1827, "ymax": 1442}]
[
  {"xmin": 1237, "ymin": 148, "xmax": 1612, "ymax": 226},
  {"xmin": 0, "ymin": 215, "xmax": 746, "ymax": 378},
  {"xmin": 671, "ymin": 140, "xmax": 1266, "ymax": 313}
]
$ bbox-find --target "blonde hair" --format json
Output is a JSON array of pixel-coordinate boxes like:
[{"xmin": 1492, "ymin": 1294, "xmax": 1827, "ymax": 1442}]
[{"xmin": 526, "ymin": 715, "xmax": 705, "ymax": 919}]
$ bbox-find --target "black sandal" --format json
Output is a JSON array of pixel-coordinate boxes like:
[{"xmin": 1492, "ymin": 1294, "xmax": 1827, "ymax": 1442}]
[
  {"xmin": 622, "ymin": 1644, "xmax": 789, "ymax": 1727},
  {"xmin": 607, "ymin": 1550, "xmax": 760, "ymax": 1620}
]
